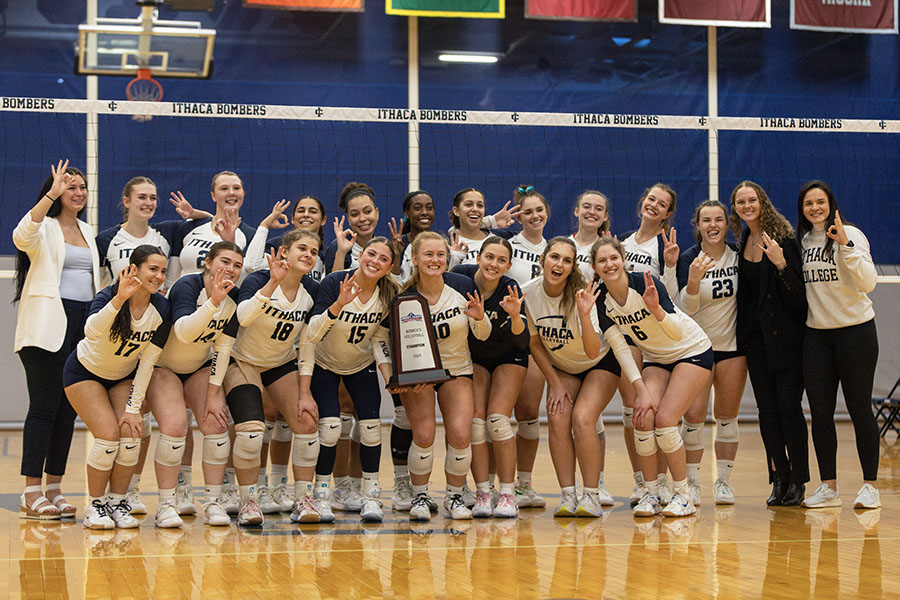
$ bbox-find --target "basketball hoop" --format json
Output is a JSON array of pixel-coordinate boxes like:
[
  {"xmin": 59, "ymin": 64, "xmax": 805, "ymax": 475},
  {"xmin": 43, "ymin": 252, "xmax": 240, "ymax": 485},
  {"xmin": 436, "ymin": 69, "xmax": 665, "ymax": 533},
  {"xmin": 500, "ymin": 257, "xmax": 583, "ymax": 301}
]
[{"xmin": 126, "ymin": 68, "xmax": 164, "ymax": 122}]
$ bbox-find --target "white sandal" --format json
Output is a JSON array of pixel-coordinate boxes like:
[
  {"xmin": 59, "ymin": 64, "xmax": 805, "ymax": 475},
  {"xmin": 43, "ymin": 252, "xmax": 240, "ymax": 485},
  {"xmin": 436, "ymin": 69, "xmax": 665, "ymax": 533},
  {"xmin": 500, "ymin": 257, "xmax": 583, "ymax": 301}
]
[
  {"xmin": 19, "ymin": 486, "xmax": 61, "ymax": 520},
  {"xmin": 47, "ymin": 490, "xmax": 77, "ymax": 518}
]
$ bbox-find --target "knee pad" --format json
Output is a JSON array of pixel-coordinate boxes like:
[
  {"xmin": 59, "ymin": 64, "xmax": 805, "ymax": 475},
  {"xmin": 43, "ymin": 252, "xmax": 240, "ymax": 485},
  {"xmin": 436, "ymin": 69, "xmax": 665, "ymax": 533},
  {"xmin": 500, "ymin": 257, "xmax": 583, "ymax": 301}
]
[
  {"xmin": 233, "ymin": 421, "xmax": 265, "ymax": 470},
  {"xmin": 339, "ymin": 413, "xmax": 353, "ymax": 441},
  {"xmin": 622, "ymin": 406, "xmax": 634, "ymax": 430},
  {"xmin": 634, "ymin": 429, "xmax": 658, "ymax": 457},
  {"xmin": 655, "ymin": 426, "xmax": 684, "ymax": 454},
  {"xmin": 487, "ymin": 414, "xmax": 514, "ymax": 442},
  {"xmin": 471, "ymin": 418, "xmax": 487, "ymax": 446},
  {"xmin": 358, "ymin": 419, "xmax": 382, "ymax": 447},
  {"xmin": 115, "ymin": 437, "xmax": 141, "ymax": 467},
  {"xmin": 155, "ymin": 434, "xmax": 186, "ymax": 468},
  {"xmin": 142, "ymin": 413, "xmax": 152, "ymax": 438},
  {"xmin": 292, "ymin": 433, "xmax": 319, "ymax": 468},
  {"xmin": 517, "ymin": 418, "xmax": 540, "ymax": 441},
  {"xmin": 202, "ymin": 432, "xmax": 230, "ymax": 466},
  {"xmin": 87, "ymin": 438, "xmax": 119, "ymax": 471},
  {"xmin": 680, "ymin": 420, "xmax": 705, "ymax": 452},
  {"xmin": 273, "ymin": 420, "xmax": 292, "ymax": 443},
  {"xmin": 350, "ymin": 419, "xmax": 360, "ymax": 444},
  {"xmin": 226, "ymin": 384, "xmax": 264, "ymax": 425},
  {"xmin": 393, "ymin": 405, "xmax": 411, "ymax": 430},
  {"xmin": 318, "ymin": 416, "xmax": 342, "ymax": 447},
  {"xmin": 715, "ymin": 418, "xmax": 740, "ymax": 444},
  {"xmin": 263, "ymin": 420, "xmax": 275, "ymax": 444},
  {"xmin": 408, "ymin": 442, "xmax": 434, "ymax": 476},
  {"xmin": 445, "ymin": 444, "xmax": 472, "ymax": 477},
  {"xmin": 595, "ymin": 416, "xmax": 605, "ymax": 436}
]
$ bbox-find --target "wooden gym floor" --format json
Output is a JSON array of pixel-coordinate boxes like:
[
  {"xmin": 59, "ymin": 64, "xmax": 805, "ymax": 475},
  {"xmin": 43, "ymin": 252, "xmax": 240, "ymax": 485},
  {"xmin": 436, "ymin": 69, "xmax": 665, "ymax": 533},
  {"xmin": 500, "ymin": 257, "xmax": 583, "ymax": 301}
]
[{"xmin": 0, "ymin": 423, "xmax": 897, "ymax": 599}]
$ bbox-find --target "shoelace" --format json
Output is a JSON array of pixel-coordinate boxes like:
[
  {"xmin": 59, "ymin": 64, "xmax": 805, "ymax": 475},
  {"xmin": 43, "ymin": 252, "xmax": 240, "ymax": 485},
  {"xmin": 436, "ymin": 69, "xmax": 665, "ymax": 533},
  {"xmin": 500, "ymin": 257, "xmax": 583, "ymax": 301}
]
[
  {"xmin": 92, "ymin": 501, "xmax": 110, "ymax": 518},
  {"xmin": 410, "ymin": 494, "xmax": 430, "ymax": 509},
  {"xmin": 115, "ymin": 500, "xmax": 132, "ymax": 514},
  {"xmin": 447, "ymin": 494, "xmax": 465, "ymax": 510}
]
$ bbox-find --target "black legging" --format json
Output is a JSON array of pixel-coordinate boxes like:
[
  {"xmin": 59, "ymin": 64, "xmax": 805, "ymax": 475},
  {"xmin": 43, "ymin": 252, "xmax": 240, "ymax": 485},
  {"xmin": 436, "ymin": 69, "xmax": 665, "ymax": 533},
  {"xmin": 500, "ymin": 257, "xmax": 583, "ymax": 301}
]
[
  {"xmin": 18, "ymin": 299, "xmax": 90, "ymax": 478},
  {"xmin": 746, "ymin": 331, "xmax": 809, "ymax": 485},
  {"xmin": 803, "ymin": 320, "xmax": 879, "ymax": 482}
]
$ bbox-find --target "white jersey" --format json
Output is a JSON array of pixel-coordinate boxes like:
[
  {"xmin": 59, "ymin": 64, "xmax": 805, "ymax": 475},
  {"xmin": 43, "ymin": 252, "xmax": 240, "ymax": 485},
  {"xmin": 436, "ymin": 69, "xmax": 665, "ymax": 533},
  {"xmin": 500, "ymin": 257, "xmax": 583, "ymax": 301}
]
[
  {"xmin": 568, "ymin": 235, "xmax": 596, "ymax": 283},
  {"xmin": 76, "ymin": 287, "xmax": 171, "ymax": 381},
  {"xmin": 621, "ymin": 231, "xmax": 679, "ymax": 303},
  {"xmin": 507, "ymin": 233, "xmax": 545, "ymax": 285},
  {"xmin": 158, "ymin": 273, "xmax": 239, "ymax": 377},
  {"xmin": 303, "ymin": 270, "xmax": 390, "ymax": 376},
  {"xmin": 598, "ymin": 272, "xmax": 710, "ymax": 364},
  {"xmin": 453, "ymin": 233, "xmax": 488, "ymax": 265},
  {"xmin": 232, "ymin": 271, "xmax": 317, "ymax": 369},
  {"xmin": 170, "ymin": 218, "xmax": 268, "ymax": 282},
  {"xmin": 801, "ymin": 225, "xmax": 877, "ymax": 329},
  {"xmin": 522, "ymin": 276, "xmax": 605, "ymax": 374},
  {"xmin": 676, "ymin": 245, "xmax": 739, "ymax": 352},
  {"xmin": 96, "ymin": 223, "xmax": 176, "ymax": 289}
]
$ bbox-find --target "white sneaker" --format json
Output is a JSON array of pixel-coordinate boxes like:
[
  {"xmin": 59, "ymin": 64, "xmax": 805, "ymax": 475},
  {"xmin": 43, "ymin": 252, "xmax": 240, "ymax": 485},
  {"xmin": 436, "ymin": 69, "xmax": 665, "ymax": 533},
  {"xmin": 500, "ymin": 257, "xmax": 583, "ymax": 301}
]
[
  {"xmin": 271, "ymin": 482, "xmax": 294, "ymax": 512},
  {"xmin": 461, "ymin": 485, "xmax": 477, "ymax": 509},
  {"xmin": 392, "ymin": 476, "xmax": 414, "ymax": 512},
  {"xmin": 629, "ymin": 478, "xmax": 648, "ymax": 508},
  {"xmin": 360, "ymin": 493, "xmax": 384, "ymax": 523},
  {"xmin": 331, "ymin": 480, "xmax": 363, "ymax": 512},
  {"xmin": 802, "ymin": 483, "xmax": 841, "ymax": 508},
  {"xmin": 175, "ymin": 483, "xmax": 196, "ymax": 516},
  {"xmin": 409, "ymin": 493, "xmax": 433, "ymax": 522},
  {"xmin": 315, "ymin": 488, "xmax": 336, "ymax": 523},
  {"xmin": 257, "ymin": 486, "xmax": 281, "ymax": 514},
  {"xmin": 853, "ymin": 483, "xmax": 881, "ymax": 509},
  {"xmin": 83, "ymin": 500, "xmax": 115, "ymax": 530},
  {"xmin": 444, "ymin": 493, "xmax": 473, "ymax": 520},
  {"xmin": 596, "ymin": 484, "xmax": 615, "ymax": 507},
  {"xmin": 472, "ymin": 490, "xmax": 493, "ymax": 518},
  {"xmin": 290, "ymin": 496, "xmax": 320, "ymax": 523},
  {"xmin": 221, "ymin": 483, "xmax": 240, "ymax": 516},
  {"xmin": 575, "ymin": 492, "xmax": 603, "ymax": 518},
  {"xmin": 109, "ymin": 500, "xmax": 140, "ymax": 529},
  {"xmin": 202, "ymin": 500, "xmax": 231, "ymax": 526},
  {"xmin": 633, "ymin": 493, "xmax": 662, "ymax": 517},
  {"xmin": 714, "ymin": 479, "xmax": 736, "ymax": 505},
  {"xmin": 237, "ymin": 500, "xmax": 264, "ymax": 526},
  {"xmin": 493, "ymin": 493, "xmax": 518, "ymax": 519},
  {"xmin": 515, "ymin": 483, "xmax": 547, "ymax": 509},
  {"xmin": 553, "ymin": 489, "xmax": 578, "ymax": 517},
  {"xmin": 154, "ymin": 502, "xmax": 183, "ymax": 528},
  {"xmin": 662, "ymin": 491, "xmax": 696, "ymax": 517},
  {"xmin": 657, "ymin": 478, "xmax": 673, "ymax": 505},
  {"xmin": 687, "ymin": 475, "xmax": 702, "ymax": 506},
  {"xmin": 126, "ymin": 488, "xmax": 147, "ymax": 515}
]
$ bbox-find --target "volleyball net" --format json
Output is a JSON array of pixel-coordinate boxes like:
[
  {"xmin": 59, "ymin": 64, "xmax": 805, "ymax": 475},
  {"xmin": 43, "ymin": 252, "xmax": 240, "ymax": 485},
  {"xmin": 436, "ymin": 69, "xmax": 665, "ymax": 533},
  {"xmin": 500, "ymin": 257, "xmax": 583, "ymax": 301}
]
[{"xmin": 1, "ymin": 96, "xmax": 898, "ymax": 272}]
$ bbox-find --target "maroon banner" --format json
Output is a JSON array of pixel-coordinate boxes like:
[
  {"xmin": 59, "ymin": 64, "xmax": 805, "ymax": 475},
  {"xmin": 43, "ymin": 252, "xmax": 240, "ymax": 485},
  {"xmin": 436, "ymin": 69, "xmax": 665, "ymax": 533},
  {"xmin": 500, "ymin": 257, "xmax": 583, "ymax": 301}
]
[
  {"xmin": 791, "ymin": 0, "xmax": 897, "ymax": 33},
  {"xmin": 660, "ymin": 0, "xmax": 770, "ymax": 27},
  {"xmin": 526, "ymin": 0, "xmax": 636, "ymax": 21}
]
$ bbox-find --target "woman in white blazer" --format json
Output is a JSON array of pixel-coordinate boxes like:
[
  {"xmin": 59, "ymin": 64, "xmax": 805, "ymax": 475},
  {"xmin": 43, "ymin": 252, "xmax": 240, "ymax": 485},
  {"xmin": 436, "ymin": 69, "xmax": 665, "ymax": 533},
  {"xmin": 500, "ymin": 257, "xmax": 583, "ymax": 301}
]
[{"xmin": 13, "ymin": 160, "xmax": 101, "ymax": 519}]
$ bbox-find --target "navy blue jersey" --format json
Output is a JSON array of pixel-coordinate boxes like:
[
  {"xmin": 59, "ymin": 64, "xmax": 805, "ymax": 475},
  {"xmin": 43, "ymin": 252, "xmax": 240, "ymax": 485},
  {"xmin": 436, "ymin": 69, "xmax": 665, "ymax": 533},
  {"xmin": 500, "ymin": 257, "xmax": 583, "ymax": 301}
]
[{"xmin": 452, "ymin": 264, "xmax": 529, "ymax": 360}]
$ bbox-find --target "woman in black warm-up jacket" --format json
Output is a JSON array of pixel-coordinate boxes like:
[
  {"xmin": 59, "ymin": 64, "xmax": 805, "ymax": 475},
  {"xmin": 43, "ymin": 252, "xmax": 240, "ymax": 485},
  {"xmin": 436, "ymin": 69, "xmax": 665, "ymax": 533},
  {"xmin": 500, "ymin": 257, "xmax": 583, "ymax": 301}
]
[{"xmin": 730, "ymin": 181, "xmax": 809, "ymax": 507}]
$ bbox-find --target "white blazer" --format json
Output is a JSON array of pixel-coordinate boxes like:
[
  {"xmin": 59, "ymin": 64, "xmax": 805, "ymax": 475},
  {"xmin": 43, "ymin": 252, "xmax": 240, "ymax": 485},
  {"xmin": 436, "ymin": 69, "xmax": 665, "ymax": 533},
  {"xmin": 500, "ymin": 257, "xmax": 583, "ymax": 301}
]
[{"xmin": 13, "ymin": 213, "xmax": 101, "ymax": 353}]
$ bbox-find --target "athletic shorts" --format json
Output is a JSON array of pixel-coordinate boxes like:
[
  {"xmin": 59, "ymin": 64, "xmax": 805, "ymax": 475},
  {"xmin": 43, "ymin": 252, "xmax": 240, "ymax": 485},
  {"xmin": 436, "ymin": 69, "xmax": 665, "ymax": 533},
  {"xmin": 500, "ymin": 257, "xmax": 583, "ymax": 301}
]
[
  {"xmin": 62, "ymin": 352, "xmax": 135, "ymax": 390},
  {"xmin": 434, "ymin": 373, "xmax": 473, "ymax": 392},
  {"xmin": 644, "ymin": 347, "xmax": 714, "ymax": 372},
  {"xmin": 568, "ymin": 349, "xmax": 621, "ymax": 381},
  {"xmin": 224, "ymin": 358, "xmax": 298, "ymax": 393},
  {"xmin": 471, "ymin": 347, "xmax": 529, "ymax": 373},
  {"xmin": 171, "ymin": 359, "xmax": 213, "ymax": 384},
  {"xmin": 713, "ymin": 349, "xmax": 744, "ymax": 364}
]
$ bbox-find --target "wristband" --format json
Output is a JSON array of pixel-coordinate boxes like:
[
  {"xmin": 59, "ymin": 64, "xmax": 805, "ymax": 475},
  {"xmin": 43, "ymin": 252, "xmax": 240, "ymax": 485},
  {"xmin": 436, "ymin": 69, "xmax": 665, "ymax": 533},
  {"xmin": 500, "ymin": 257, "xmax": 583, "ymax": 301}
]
[
  {"xmin": 327, "ymin": 308, "xmax": 339, "ymax": 320},
  {"xmin": 45, "ymin": 193, "xmax": 59, "ymax": 202}
]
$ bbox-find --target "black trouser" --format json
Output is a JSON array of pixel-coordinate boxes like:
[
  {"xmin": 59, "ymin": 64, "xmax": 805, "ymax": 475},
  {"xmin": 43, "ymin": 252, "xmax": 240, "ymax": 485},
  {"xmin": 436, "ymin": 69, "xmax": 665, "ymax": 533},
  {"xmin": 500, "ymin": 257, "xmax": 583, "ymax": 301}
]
[
  {"xmin": 746, "ymin": 331, "xmax": 809, "ymax": 485},
  {"xmin": 18, "ymin": 299, "xmax": 90, "ymax": 478},
  {"xmin": 803, "ymin": 320, "xmax": 879, "ymax": 482}
]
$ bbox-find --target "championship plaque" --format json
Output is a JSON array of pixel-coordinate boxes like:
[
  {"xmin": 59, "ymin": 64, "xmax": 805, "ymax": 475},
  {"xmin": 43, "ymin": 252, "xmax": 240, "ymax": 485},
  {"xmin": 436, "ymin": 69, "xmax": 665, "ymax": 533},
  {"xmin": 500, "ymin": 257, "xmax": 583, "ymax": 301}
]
[{"xmin": 387, "ymin": 292, "xmax": 450, "ymax": 390}]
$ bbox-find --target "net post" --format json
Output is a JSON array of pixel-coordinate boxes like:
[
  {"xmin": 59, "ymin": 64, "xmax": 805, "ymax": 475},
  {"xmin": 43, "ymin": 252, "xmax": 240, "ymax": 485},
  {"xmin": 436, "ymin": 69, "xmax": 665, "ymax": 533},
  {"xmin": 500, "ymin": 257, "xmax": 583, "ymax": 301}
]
[
  {"xmin": 407, "ymin": 16, "xmax": 420, "ymax": 191},
  {"xmin": 707, "ymin": 25, "xmax": 719, "ymax": 203},
  {"xmin": 86, "ymin": 0, "xmax": 100, "ymax": 234}
]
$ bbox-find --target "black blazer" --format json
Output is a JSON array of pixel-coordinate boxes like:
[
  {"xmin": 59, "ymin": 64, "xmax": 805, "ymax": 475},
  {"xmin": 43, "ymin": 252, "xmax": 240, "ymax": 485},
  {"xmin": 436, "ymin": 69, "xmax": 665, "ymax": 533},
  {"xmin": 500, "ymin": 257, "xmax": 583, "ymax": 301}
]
[{"xmin": 736, "ymin": 228, "xmax": 808, "ymax": 370}]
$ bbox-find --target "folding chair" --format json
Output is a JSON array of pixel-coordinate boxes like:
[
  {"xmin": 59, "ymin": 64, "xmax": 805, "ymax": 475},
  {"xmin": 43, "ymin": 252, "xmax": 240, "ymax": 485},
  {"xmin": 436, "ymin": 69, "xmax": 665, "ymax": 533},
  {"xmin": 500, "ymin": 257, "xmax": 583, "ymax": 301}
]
[{"xmin": 873, "ymin": 376, "xmax": 900, "ymax": 437}]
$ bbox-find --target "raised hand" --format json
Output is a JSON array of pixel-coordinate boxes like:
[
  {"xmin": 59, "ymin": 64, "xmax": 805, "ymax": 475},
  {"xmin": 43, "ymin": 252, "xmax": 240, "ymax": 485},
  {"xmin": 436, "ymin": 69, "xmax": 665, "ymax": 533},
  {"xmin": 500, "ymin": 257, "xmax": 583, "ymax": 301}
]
[
  {"xmin": 116, "ymin": 265, "xmax": 143, "ymax": 302},
  {"xmin": 641, "ymin": 271, "xmax": 660, "ymax": 311},
  {"xmin": 388, "ymin": 217, "xmax": 405, "ymax": 257},
  {"xmin": 170, "ymin": 191, "xmax": 197, "ymax": 219},
  {"xmin": 333, "ymin": 216, "xmax": 357, "ymax": 253},
  {"xmin": 265, "ymin": 247, "xmax": 290, "ymax": 284},
  {"xmin": 688, "ymin": 251, "xmax": 716, "ymax": 285},
  {"xmin": 208, "ymin": 267, "xmax": 235, "ymax": 306},
  {"xmin": 492, "ymin": 200, "xmax": 523, "ymax": 228},
  {"xmin": 499, "ymin": 286, "xmax": 525, "ymax": 316},
  {"xmin": 464, "ymin": 289, "xmax": 485, "ymax": 320},
  {"xmin": 47, "ymin": 159, "xmax": 73, "ymax": 199},
  {"xmin": 261, "ymin": 199, "xmax": 291, "ymax": 230},
  {"xmin": 335, "ymin": 272, "xmax": 361, "ymax": 308},
  {"xmin": 449, "ymin": 230, "xmax": 468, "ymax": 255},
  {"xmin": 213, "ymin": 206, "xmax": 241, "ymax": 242},
  {"xmin": 757, "ymin": 231, "xmax": 786, "ymax": 270},
  {"xmin": 575, "ymin": 280, "xmax": 601, "ymax": 316},
  {"xmin": 826, "ymin": 210, "xmax": 849, "ymax": 246},
  {"xmin": 662, "ymin": 227, "xmax": 680, "ymax": 268}
]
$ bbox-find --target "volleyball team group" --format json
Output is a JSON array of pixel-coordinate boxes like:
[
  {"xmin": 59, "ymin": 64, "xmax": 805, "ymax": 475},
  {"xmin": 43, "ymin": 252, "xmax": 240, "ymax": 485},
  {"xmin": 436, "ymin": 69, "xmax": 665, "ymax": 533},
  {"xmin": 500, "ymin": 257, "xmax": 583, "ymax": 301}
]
[{"xmin": 13, "ymin": 160, "xmax": 881, "ymax": 530}]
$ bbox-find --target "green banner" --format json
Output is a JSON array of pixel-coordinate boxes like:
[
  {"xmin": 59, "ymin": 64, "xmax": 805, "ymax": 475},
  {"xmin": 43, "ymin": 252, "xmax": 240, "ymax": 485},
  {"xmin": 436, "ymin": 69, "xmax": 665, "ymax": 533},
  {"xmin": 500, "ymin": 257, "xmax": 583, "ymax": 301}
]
[{"xmin": 386, "ymin": 0, "xmax": 504, "ymax": 18}]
